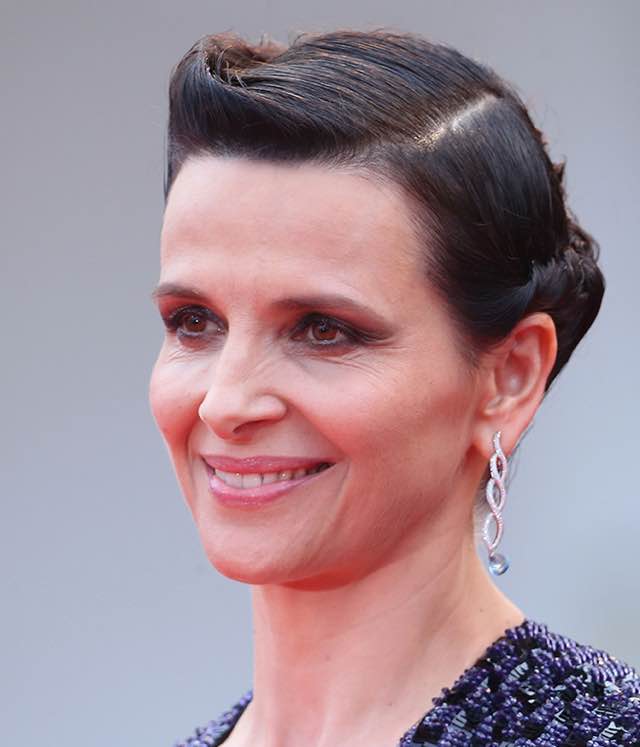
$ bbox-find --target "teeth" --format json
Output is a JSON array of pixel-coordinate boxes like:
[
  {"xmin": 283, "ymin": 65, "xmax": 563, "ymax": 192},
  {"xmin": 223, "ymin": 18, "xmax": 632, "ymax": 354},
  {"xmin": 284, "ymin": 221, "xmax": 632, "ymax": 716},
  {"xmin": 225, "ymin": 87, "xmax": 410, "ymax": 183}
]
[
  {"xmin": 216, "ymin": 470, "xmax": 243, "ymax": 488},
  {"xmin": 214, "ymin": 463, "xmax": 329, "ymax": 489},
  {"xmin": 241, "ymin": 473, "xmax": 262, "ymax": 489}
]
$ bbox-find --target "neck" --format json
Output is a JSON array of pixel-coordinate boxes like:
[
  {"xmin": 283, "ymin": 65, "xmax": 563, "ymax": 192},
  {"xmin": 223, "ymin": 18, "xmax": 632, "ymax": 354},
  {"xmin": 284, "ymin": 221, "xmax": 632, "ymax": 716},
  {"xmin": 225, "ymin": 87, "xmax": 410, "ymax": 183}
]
[{"xmin": 231, "ymin": 517, "xmax": 524, "ymax": 747}]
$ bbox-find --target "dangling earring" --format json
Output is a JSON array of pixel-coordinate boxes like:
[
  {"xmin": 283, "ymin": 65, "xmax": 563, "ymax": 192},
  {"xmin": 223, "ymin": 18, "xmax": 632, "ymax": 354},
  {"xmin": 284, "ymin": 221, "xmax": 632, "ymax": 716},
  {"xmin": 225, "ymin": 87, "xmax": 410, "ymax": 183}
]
[{"xmin": 482, "ymin": 430, "xmax": 510, "ymax": 576}]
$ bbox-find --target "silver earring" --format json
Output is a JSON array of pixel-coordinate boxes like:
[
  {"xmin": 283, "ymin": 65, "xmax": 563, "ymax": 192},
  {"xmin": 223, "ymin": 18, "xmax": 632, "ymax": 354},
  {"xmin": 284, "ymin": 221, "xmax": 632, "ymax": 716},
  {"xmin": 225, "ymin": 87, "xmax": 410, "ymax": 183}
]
[{"xmin": 482, "ymin": 430, "xmax": 510, "ymax": 576}]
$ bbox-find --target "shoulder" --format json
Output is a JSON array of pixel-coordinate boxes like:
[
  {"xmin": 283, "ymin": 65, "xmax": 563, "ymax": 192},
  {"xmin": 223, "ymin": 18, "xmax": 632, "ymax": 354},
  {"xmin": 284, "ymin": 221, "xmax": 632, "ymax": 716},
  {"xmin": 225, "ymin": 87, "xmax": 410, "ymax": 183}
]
[
  {"xmin": 520, "ymin": 621, "xmax": 640, "ymax": 745},
  {"xmin": 514, "ymin": 619, "xmax": 640, "ymax": 696},
  {"xmin": 172, "ymin": 689, "xmax": 252, "ymax": 747},
  {"xmin": 411, "ymin": 619, "xmax": 640, "ymax": 747}
]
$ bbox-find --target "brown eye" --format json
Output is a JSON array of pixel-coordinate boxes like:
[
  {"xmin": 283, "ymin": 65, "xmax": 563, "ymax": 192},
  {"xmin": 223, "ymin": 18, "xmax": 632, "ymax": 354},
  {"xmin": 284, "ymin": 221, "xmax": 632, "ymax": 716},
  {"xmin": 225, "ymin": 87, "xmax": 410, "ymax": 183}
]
[
  {"xmin": 292, "ymin": 315, "xmax": 360, "ymax": 348},
  {"xmin": 182, "ymin": 311, "xmax": 208, "ymax": 334},
  {"xmin": 310, "ymin": 319, "xmax": 339, "ymax": 342}
]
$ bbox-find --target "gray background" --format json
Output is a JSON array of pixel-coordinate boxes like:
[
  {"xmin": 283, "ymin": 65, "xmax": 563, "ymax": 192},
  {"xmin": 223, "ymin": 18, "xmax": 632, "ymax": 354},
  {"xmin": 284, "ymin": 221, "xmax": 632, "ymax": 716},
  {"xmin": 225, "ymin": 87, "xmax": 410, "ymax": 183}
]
[{"xmin": 2, "ymin": 1, "xmax": 638, "ymax": 744}]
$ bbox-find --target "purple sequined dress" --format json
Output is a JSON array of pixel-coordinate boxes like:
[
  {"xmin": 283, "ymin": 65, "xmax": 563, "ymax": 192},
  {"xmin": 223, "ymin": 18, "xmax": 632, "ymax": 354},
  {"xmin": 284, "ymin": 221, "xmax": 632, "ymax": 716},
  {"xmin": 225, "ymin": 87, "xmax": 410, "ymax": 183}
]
[{"xmin": 174, "ymin": 618, "xmax": 640, "ymax": 747}]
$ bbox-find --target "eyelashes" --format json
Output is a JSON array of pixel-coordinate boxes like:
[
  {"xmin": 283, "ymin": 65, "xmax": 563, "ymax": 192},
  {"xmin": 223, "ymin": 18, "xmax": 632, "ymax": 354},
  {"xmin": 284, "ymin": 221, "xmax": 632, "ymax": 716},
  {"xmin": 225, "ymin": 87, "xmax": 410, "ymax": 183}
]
[
  {"xmin": 292, "ymin": 314, "xmax": 364, "ymax": 347},
  {"xmin": 161, "ymin": 304, "xmax": 369, "ymax": 350},
  {"xmin": 162, "ymin": 306, "xmax": 219, "ymax": 338}
]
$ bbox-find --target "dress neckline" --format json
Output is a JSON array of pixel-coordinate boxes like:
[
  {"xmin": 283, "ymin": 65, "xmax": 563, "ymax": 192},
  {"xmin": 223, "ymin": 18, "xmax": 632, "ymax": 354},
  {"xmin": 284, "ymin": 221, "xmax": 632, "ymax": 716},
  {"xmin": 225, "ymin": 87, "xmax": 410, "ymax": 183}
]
[{"xmin": 211, "ymin": 617, "xmax": 546, "ymax": 746}]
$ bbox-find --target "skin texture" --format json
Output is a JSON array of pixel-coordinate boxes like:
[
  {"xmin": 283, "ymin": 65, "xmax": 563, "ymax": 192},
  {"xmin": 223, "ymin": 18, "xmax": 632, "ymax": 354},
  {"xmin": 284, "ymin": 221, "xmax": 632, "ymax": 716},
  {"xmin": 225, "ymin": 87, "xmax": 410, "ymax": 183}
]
[{"xmin": 149, "ymin": 155, "xmax": 558, "ymax": 747}]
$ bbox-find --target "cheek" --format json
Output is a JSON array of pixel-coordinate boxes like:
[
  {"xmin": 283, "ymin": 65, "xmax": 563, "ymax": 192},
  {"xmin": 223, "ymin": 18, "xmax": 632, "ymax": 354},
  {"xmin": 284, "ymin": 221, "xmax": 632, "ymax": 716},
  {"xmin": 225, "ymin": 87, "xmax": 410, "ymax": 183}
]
[
  {"xmin": 321, "ymin": 360, "xmax": 473, "ymax": 529},
  {"xmin": 310, "ymin": 359, "xmax": 468, "ymax": 461},
  {"xmin": 148, "ymin": 354, "xmax": 200, "ymax": 449}
]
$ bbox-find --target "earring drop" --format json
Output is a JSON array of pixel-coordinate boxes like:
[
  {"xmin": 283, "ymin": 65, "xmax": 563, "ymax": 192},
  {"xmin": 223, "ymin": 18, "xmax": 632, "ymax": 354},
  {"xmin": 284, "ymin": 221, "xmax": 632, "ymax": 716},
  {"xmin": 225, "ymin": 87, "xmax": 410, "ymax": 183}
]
[{"xmin": 482, "ymin": 430, "xmax": 510, "ymax": 576}]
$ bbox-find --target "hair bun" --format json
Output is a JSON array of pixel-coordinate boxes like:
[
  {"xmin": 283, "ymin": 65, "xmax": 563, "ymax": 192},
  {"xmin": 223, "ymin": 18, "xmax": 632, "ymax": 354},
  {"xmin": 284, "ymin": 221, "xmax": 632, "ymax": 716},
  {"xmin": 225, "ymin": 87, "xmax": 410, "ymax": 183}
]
[
  {"xmin": 566, "ymin": 217, "xmax": 596, "ymax": 259},
  {"xmin": 561, "ymin": 218, "xmax": 603, "ymax": 307},
  {"xmin": 527, "ymin": 218, "xmax": 605, "ymax": 384}
]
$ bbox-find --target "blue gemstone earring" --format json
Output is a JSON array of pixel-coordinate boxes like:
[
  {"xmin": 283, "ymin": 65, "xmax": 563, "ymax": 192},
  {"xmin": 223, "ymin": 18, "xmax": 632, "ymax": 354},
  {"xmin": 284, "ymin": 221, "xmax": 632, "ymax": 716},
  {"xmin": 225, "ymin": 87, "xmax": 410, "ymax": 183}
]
[{"xmin": 483, "ymin": 431, "xmax": 510, "ymax": 576}]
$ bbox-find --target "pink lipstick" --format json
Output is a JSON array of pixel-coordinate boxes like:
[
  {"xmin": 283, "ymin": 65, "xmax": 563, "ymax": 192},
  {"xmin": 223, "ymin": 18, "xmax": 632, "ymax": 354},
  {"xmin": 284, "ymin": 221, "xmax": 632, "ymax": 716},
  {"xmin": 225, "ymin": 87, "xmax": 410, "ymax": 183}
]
[{"xmin": 202, "ymin": 455, "xmax": 334, "ymax": 508}]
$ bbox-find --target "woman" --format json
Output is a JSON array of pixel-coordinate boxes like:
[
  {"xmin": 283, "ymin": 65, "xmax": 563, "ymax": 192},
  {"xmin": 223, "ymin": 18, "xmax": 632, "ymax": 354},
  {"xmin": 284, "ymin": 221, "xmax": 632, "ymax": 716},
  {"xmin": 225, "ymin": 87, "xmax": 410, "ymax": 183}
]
[{"xmin": 149, "ymin": 29, "xmax": 639, "ymax": 747}]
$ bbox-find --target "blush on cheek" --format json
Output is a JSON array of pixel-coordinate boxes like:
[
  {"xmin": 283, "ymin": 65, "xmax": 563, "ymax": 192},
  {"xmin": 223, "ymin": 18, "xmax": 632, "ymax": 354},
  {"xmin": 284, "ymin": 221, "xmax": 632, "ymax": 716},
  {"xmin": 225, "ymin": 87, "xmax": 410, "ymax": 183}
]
[
  {"xmin": 148, "ymin": 371, "xmax": 171, "ymax": 436},
  {"xmin": 149, "ymin": 366, "xmax": 190, "ymax": 443}
]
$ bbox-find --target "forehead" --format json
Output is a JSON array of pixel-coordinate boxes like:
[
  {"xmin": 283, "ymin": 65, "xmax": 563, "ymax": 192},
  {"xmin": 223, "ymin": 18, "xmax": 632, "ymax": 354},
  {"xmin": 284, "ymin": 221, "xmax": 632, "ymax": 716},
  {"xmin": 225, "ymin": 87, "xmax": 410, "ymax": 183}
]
[{"xmin": 160, "ymin": 156, "xmax": 426, "ymax": 306}]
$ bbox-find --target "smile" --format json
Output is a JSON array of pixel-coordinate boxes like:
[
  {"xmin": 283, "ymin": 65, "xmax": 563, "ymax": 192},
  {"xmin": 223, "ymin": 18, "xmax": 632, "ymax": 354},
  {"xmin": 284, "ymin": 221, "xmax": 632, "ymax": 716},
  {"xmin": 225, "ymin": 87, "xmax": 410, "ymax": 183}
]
[
  {"xmin": 213, "ymin": 463, "xmax": 331, "ymax": 489},
  {"xmin": 203, "ymin": 460, "xmax": 335, "ymax": 508}
]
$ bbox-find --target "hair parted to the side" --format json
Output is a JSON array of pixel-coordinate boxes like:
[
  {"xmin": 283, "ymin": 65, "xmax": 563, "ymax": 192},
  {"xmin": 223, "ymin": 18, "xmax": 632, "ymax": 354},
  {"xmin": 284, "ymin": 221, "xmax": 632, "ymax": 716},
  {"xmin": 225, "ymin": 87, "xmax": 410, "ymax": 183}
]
[{"xmin": 164, "ymin": 28, "xmax": 605, "ymax": 527}]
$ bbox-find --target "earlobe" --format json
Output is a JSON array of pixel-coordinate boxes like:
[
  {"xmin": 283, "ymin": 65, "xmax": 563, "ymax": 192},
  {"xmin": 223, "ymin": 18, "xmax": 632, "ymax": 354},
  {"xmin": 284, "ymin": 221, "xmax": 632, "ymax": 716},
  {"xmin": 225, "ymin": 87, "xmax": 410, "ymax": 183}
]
[{"xmin": 472, "ymin": 312, "xmax": 557, "ymax": 459}]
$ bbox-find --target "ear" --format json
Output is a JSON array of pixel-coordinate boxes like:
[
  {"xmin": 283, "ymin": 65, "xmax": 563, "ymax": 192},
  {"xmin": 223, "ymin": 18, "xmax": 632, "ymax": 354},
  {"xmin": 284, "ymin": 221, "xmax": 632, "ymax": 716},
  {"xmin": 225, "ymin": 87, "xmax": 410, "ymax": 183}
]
[{"xmin": 471, "ymin": 312, "xmax": 558, "ymax": 460}]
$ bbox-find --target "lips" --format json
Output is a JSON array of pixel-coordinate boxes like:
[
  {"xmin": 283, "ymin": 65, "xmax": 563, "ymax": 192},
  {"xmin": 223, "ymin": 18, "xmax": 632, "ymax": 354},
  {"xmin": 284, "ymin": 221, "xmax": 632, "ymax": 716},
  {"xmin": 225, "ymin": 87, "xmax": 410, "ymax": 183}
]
[
  {"xmin": 201, "ymin": 454, "xmax": 334, "ymax": 474},
  {"xmin": 215, "ymin": 463, "xmax": 331, "ymax": 489},
  {"xmin": 202, "ymin": 455, "xmax": 335, "ymax": 508}
]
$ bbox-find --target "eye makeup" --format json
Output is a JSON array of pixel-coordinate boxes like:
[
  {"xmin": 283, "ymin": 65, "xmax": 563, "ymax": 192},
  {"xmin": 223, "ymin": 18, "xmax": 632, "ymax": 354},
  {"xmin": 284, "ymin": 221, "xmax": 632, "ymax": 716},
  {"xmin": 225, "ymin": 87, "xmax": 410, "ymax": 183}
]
[{"xmin": 160, "ymin": 304, "xmax": 380, "ymax": 351}]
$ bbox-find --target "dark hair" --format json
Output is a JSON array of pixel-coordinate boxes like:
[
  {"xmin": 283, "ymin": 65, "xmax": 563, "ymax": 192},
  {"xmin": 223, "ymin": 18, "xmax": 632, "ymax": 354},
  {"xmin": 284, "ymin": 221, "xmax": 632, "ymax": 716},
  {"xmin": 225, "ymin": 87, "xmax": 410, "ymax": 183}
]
[{"xmin": 165, "ymin": 28, "xmax": 604, "ymax": 392}]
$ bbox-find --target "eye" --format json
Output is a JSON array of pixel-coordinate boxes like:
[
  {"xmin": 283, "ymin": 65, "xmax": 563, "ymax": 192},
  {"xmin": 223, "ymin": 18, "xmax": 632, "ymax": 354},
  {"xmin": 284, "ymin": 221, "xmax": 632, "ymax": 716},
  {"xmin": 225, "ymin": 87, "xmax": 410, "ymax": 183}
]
[
  {"xmin": 180, "ymin": 310, "xmax": 209, "ymax": 334},
  {"xmin": 161, "ymin": 305, "xmax": 222, "ymax": 341},
  {"xmin": 292, "ymin": 314, "xmax": 362, "ymax": 347},
  {"xmin": 307, "ymin": 318, "xmax": 340, "ymax": 343}
]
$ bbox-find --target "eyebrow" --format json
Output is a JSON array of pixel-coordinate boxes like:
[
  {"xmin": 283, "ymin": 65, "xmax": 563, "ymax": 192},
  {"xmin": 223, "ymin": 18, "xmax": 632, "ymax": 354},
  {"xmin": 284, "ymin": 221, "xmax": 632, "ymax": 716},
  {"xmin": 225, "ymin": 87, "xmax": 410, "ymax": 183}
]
[
  {"xmin": 150, "ymin": 282, "xmax": 391, "ymax": 330},
  {"xmin": 151, "ymin": 282, "xmax": 208, "ymax": 302}
]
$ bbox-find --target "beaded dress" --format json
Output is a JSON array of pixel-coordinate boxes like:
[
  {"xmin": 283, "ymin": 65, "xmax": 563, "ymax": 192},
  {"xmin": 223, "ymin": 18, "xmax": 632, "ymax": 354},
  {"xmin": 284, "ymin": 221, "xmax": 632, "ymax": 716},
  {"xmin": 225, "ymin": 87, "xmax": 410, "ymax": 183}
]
[{"xmin": 174, "ymin": 618, "xmax": 640, "ymax": 747}]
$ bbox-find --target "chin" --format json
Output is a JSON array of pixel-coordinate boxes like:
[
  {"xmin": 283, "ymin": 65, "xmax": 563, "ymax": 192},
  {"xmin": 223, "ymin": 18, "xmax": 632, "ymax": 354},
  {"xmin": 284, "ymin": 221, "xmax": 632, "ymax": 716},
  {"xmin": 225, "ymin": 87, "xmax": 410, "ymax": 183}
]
[
  {"xmin": 200, "ymin": 542, "xmax": 295, "ymax": 585},
  {"xmin": 202, "ymin": 542, "xmax": 365, "ymax": 591}
]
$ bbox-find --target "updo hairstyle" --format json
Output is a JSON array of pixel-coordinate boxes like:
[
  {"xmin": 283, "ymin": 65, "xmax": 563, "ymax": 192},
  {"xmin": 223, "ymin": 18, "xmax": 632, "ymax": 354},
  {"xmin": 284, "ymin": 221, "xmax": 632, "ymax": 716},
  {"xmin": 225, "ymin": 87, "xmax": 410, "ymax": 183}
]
[{"xmin": 164, "ymin": 29, "xmax": 605, "ymax": 526}]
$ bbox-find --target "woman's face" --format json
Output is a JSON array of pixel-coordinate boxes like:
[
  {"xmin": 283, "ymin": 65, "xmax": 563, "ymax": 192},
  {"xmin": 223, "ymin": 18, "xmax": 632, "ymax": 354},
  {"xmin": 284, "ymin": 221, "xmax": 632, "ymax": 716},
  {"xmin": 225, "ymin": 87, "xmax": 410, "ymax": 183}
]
[{"xmin": 150, "ymin": 155, "xmax": 483, "ymax": 589}]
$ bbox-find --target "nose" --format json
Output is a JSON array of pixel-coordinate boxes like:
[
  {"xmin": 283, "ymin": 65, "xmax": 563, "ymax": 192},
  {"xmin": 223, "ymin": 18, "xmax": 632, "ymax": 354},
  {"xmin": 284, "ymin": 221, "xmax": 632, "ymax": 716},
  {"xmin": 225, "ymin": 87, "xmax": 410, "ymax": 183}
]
[{"xmin": 197, "ymin": 331, "xmax": 287, "ymax": 440}]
